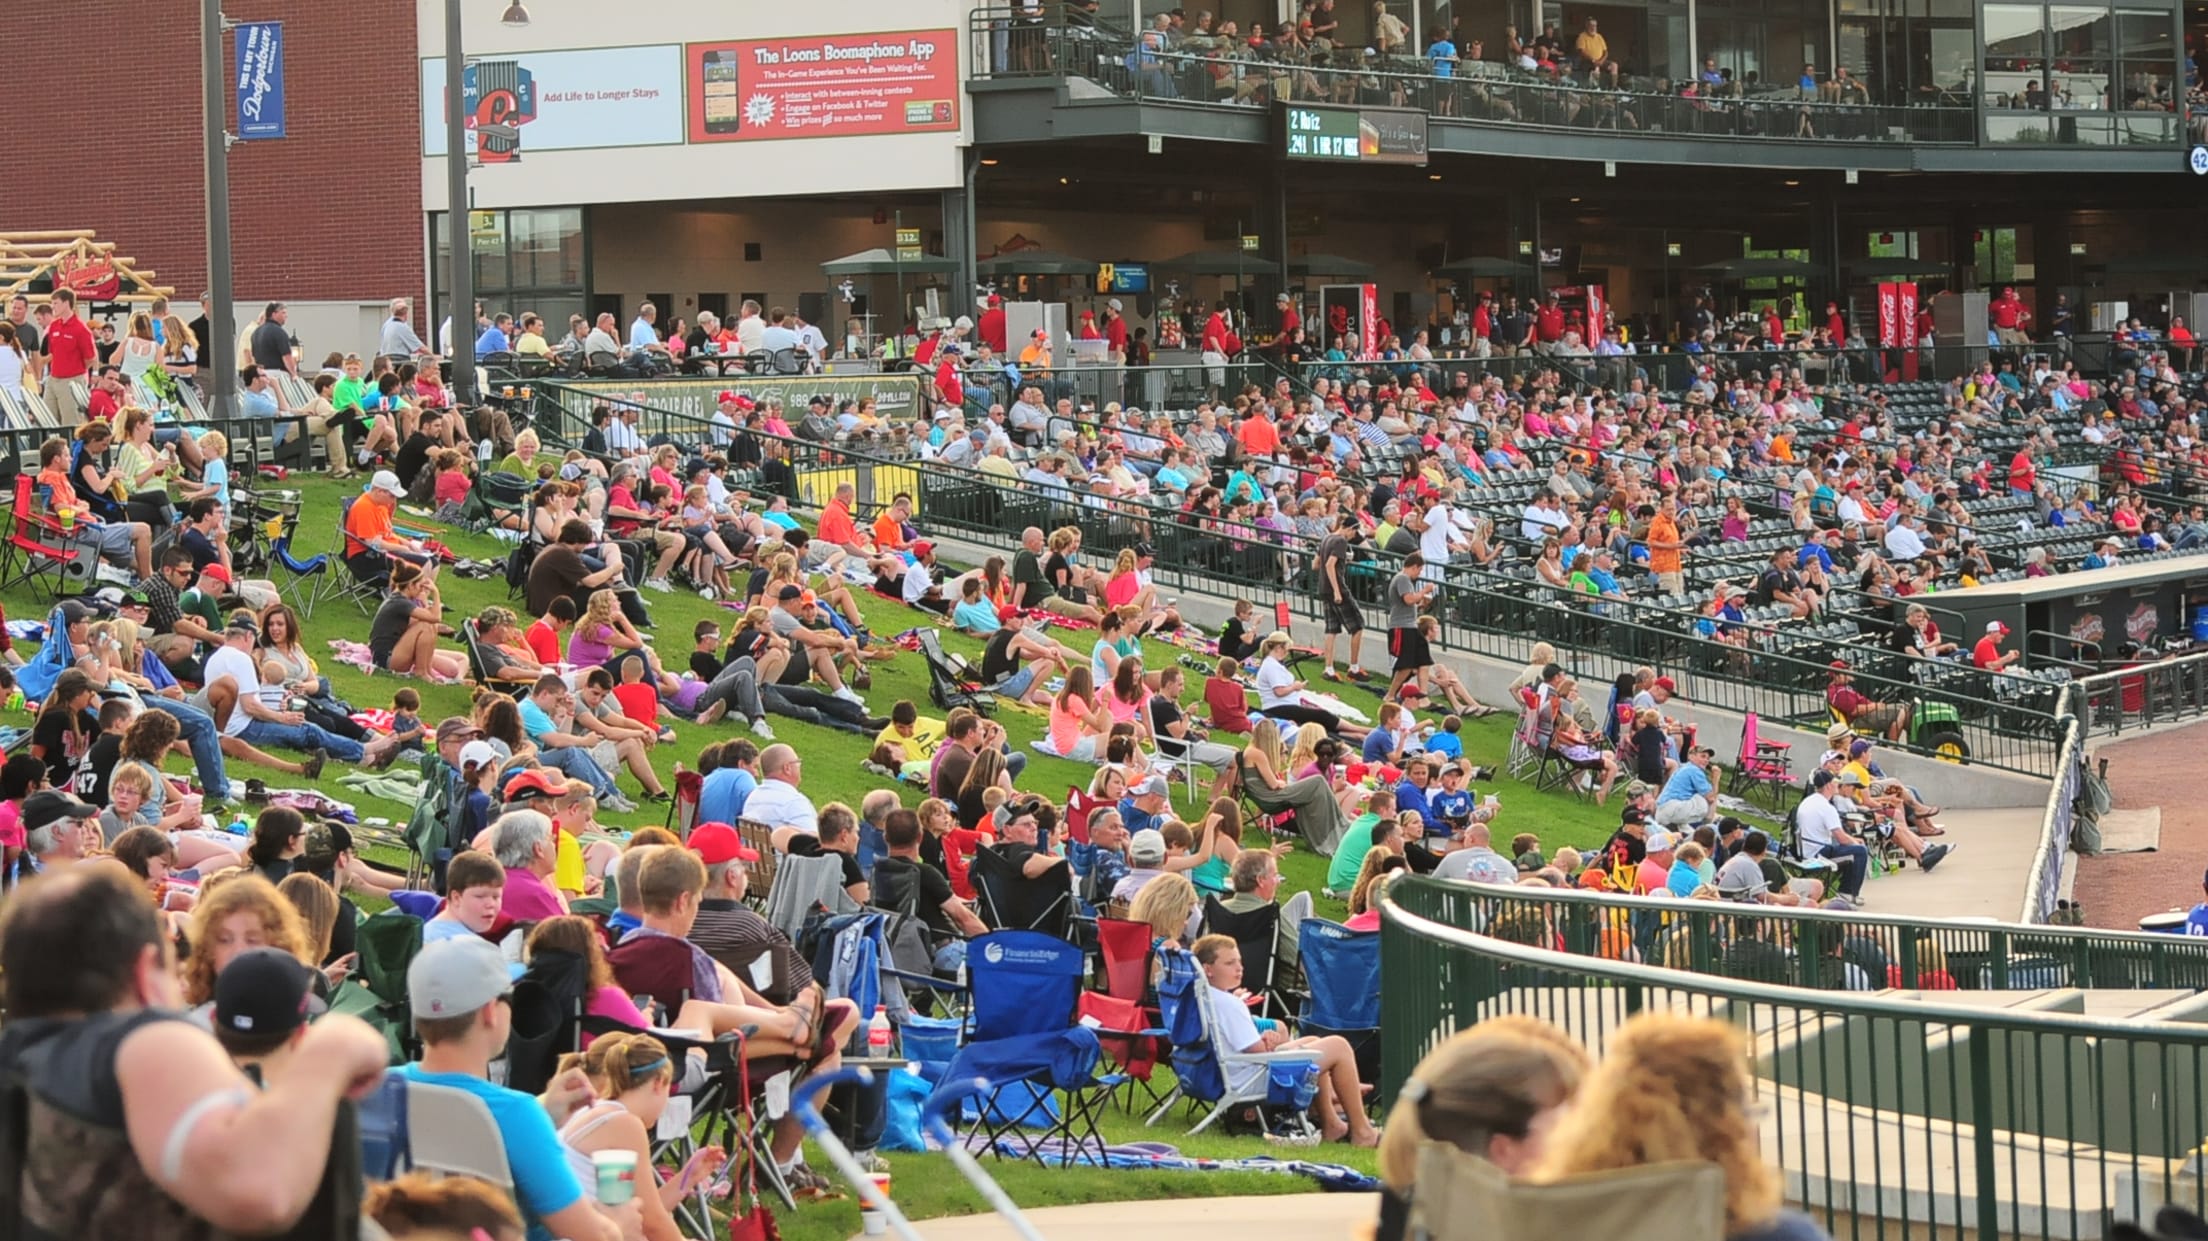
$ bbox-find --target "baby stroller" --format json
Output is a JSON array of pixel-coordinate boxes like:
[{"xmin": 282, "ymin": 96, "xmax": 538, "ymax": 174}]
[{"xmin": 229, "ymin": 487, "xmax": 303, "ymax": 577}]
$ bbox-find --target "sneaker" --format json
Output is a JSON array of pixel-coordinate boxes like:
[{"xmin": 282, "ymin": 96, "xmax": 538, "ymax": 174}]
[
  {"xmin": 695, "ymin": 699, "xmax": 729, "ymax": 726},
  {"xmin": 749, "ymin": 716, "xmax": 776, "ymax": 740},
  {"xmin": 602, "ymin": 791, "xmax": 640, "ymax": 814},
  {"xmin": 833, "ymin": 686, "xmax": 866, "ymax": 707},
  {"xmin": 301, "ymin": 749, "xmax": 327, "ymax": 781},
  {"xmin": 643, "ymin": 578, "xmax": 674, "ymax": 593},
  {"xmin": 1919, "ymin": 843, "xmax": 1954, "ymax": 873},
  {"xmin": 849, "ymin": 1149, "xmax": 891, "ymax": 1174}
]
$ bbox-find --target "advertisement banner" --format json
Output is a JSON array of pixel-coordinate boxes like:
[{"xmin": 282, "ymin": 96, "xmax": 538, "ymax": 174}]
[
  {"xmin": 1896, "ymin": 281, "xmax": 1919, "ymax": 380},
  {"xmin": 419, "ymin": 45, "xmax": 684, "ymax": 158},
  {"xmin": 1877, "ymin": 282, "xmax": 1901, "ymax": 348},
  {"xmin": 685, "ymin": 31, "xmax": 958, "ymax": 143},
  {"xmin": 1357, "ymin": 284, "xmax": 1378, "ymax": 361},
  {"xmin": 555, "ymin": 374, "xmax": 930, "ymax": 428},
  {"xmin": 235, "ymin": 22, "xmax": 285, "ymax": 141}
]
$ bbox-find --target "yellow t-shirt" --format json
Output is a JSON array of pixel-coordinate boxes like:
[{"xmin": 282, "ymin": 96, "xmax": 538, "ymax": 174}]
[
  {"xmin": 554, "ymin": 826, "xmax": 587, "ymax": 895},
  {"xmin": 874, "ymin": 717, "xmax": 946, "ymax": 764}
]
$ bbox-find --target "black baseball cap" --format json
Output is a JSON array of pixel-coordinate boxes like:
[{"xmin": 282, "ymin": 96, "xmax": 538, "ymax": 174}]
[{"xmin": 213, "ymin": 947, "xmax": 326, "ymax": 1040}]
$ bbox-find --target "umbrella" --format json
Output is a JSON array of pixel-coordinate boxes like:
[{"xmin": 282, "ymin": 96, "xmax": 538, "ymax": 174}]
[
  {"xmin": 1155, "ymin": 249, "xmax": 1266, "ymax": 277},
  {"xmin": 1431, "ymin": 256, "xmax": 1526, "ymax": 280},
  {"xmin": 975, "ymin": 248, "xmax": 1097, "ymax": 278},
  {"xmin": 1289, "ymin": 253, "xmax": 1376, "ymax": 278},
  {"xmin": 1847, "ymin": 257, "xmax": 1949, "ymax": 279},
  {"xmin": 1696, "ymin": 256, "xmax": 1821, "ymax": 280},
  {"xmin": 819, "ymin": 248, "xmax": 960, "ymax": 277}
]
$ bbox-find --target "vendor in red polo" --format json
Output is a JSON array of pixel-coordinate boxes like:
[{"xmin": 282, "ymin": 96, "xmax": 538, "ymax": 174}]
[
  {"xmin": 1972, "ymin": 621, "xmax": 2020, "ymax": 671},
  {"xmin": 41, "ymin": 289, "xmax": 97, "ymax": 428},
  {"xmin": 976, "ymin": 294, "xmax": 1006, "ymax": 354},
  {"xmin": 1534, "ymin": 293, "xmax": 1566, "ymax": 349},
  {"xmin": 1276, "ymin": 292, "xmax": 1300, "ymax": 343}
]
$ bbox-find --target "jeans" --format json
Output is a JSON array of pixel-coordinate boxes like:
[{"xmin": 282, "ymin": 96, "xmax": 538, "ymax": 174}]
[
  {"xmin": 1817, "ymin": 841, "xmax": 1870, "ymax": 898},
  {"xmin": 238, "ymin": 716, "xmax": 365, "ymax": 762},
  {"xmin": 760, "ymin": 683, "xmax": 874, "ymax": 735},
  {"xmin": 697, "ymin": 657, "xmax": 763, "ymax": 723},
  {"xmin": 538, "ymin": 745, "xmax": 617, "ymax": 799},
  {"xmin": 143, "ymin": 696, "xmax": 231, "ymax": 801},
  {"xmin": 999, "ymin": 742, "xmax": 1028, "ymax": 783}
]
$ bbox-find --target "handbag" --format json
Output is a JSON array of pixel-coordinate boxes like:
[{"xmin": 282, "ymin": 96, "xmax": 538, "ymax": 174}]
[{"xmin": 726, "ymin": 1049, "xmax": 782, "ymax": 1241}]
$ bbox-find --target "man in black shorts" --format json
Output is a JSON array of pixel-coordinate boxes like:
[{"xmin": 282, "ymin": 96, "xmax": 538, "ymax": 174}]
[
  {"xmin": 1314, "ymin": 516, "xmax": 1365, "ymax": 681},
  {"xmin": 1385, "ymin": 553, "xmax": 1437, "ymax": 702}
]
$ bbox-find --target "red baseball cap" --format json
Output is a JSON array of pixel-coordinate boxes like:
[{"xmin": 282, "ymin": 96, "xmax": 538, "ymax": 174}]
[
  {"xmin": 689, "ymin": 822, "xmax": 759, "ymax": 865},
  {"xmin": 1653, "ymin": 676, "xmax": 1677, "ymax": 693},
  {"xmin": 201, "ymin": 562, "xmax": 233, "ymax": 586},
  {"xmin": 503, "ymin": 767, "xmax": 573, "ymax": 801},
  {"xmin": 912, "ymin": 540, "xmax": 935, "ymax": 557}
]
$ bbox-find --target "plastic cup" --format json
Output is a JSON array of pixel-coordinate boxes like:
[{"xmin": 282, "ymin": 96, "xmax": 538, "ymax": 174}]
[
  {"xmin": 592, "ymin": 1148, "xmax": 638, "ymax": 1205},
  {"xmin": 860, "ymin": 1172, "xmax": 892, "ymax": 1235},
  {"xmin": 55, "ymin": 507, "xmax": 76, "ymax": 532}
]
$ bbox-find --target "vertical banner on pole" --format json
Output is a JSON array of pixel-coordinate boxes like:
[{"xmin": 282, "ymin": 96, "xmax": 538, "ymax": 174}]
[
  {"xmin": 234, "ymin": 22, "xmax": 286, "ymax": 141},
  {"xmin": 1896, "ymin": 282, "xmax": 1920, "ymax": 379},
  {"xmin": 1358, "ymin": 283, "xmax": 1378, "ymax": 360},
  {"xmin": 1877, "ymin": 282, "xmax": 1900, "ymax": 349}
]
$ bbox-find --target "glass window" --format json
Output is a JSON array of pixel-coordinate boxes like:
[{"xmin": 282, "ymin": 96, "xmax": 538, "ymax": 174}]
[
  {"xmin": 1983, "ymin": 4, "xmax": 2048, "ymax": 107},
  {"xmin": 2116, "ymin": 8, "xmax": 2178, "ymax": 108},
  {"xmin": 2048, "ymin": 5, "xmax": 2112, "ymax": 108}
]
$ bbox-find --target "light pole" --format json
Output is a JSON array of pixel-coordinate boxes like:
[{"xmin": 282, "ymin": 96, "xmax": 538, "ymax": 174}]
[
  {"xmin": 201, "ymin": 0, "xmax": 236, "ymax": 421},
  {"xmin": 446, "ymin": 0, "xmax": 530, "ymax": 405}
]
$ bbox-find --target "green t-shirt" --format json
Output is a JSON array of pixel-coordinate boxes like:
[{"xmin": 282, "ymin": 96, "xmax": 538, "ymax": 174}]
[
  {"xmin": 494, "ymin": 453, "xmax": 530, "ymax": 479},
  {"xmin": 331, "ymin": 375, "xmax": 368, "ymax": 414},
  {"xmin": 1328, "ymin": 813, "xmax": 1385, "ymax": 892},
  {"xmin": 178, "ymin": 588, "xmax": 224, "ymax": 650}
]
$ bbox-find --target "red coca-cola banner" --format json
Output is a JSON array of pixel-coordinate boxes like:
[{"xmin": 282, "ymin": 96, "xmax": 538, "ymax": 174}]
[
  {"xmin": 1877, "ymin": 282, "xmax": 1901, "ymax": 348},
  {"xmin": 1358, "ymin": 284, "xmax": 1377, "ymax": 360},
  {"xmin": 1895, "ymin": 281, "xmax": 1919, "ymax": 379}
]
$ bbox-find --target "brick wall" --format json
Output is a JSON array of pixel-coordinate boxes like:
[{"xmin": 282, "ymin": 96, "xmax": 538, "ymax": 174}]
[{"xmin": 12, "ymin": 2, "xmax": 422, "ymax": 321}]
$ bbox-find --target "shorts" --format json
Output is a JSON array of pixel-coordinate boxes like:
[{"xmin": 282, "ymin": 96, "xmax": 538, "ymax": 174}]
[
  {"xmin": 992, "ymin": 666, "xmax": 1038, "ymax": 699},
  {"xmin": 1322, "ymin": 595, "xmax": 1364, "ymax": 636},
  {"xmin": 1388, "ymin": 626, "xmax": 1432, "ymax": 672},
  {"xmin": 80, "ymin": 522, "xmax": 139, "ymax": 562},
  {"xmin": 1851, "ymin": 704, "xmax": 1904, "ymax": 734}
]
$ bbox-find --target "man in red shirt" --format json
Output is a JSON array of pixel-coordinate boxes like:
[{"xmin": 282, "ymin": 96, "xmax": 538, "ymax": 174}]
[
  {"xmin": 1533, "ymin": 293, "xmax": 1565, "ymax": 352},
  {"xmin": 86, "ymin": 366, "xmax": 128, "ymax": 422},
  {"xmin": 2008, "ymin": 446, "xmax": 2037, "ymax": 498},
  {"xmin": 1991, "ymin": 286, "xmax": 2030, "ymax": 349},
  {"xmin": 1276, "ymin": 292, "xmax": 1300, "ymax": 344},
  {"xmin": 1236, "ymin": 405, "xmax": 1279, "ymax": 458},
  {"xmin": 1103, "ymin": 299, "xmax": 1128, "ymax": 359},
  {"xmin": 975, "ymin": 295, "xmax": 1006, "ymax": 354},
  {"xmin": 1972, "ymin": 621, "xmax": 2019, "ymax": 671},
  {"xmin": 1826, "ymin": 661, "xmax": 1910, "ymax": 741},
  {"xmin": 42, "ymin": 289, "xmax": 97, "ymax": 428}
]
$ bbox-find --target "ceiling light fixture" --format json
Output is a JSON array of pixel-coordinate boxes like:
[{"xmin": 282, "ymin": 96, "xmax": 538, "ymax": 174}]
[{"xmin": 500, "ymin": 2, "xmax": 531, "ymax": 26}]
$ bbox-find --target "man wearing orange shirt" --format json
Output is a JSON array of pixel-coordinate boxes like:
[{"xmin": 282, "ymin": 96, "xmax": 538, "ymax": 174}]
[
  {"xmin": 344, "ymin": 470, "xmax": 431, "ymax": 580},
  {"xmin": 1236, "ymin": 406, "xmax": 1280, "ymax": 458},
  {"xmin": 870, "ymin": 494, "xmax": 916, "ymax": 554},
  {"xmin": 816, "ymin": 481, "xmax": 903, "ymax": 582},
  {"xmin": 1645, "ymin": 493, "xmax": 1685, "ymax": 595}
]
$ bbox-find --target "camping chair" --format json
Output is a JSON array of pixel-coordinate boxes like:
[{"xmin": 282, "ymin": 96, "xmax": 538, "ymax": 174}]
[
  {"xmin": 398, "ymin": 1081, "xmax": 515, "ymax": 1190},
  {"xmin": 915, "ymin": 627, "xmax": 997, "ymax": 716},
  {"xmin": 970, "ymin": 843, "xmax": 1074, "ymax": 940},
  {"xmin": 269, "ymin": 515, "xmax": 334, "ymax": 619},
  {"xmin": 736, "ymin": 819, "xmax": 778, "ymax": 908},
  {"xmin": 940, "ymin": 827, "xmax": 988, "ymax": 902},
  {"xmin": 349, "ymin": 907, "xmax": 425, "ymax": 1063},
  {"xmin": 1144, "ymin": 943, "xmax": 1321, "ymax": 1139},
  {"xmin": 762, "ymin": 851, "xmax": 860, "ymax": 942},
  {"xmin": 0, "ymin": 475, "xmax": 89, "ymax": 601},
  {"xmin": 330, "ymin": 495, "xmax": 392, "ymax": 616},
  {"xmin": 932, "ymin": 930, "xmax": 1119, "ymax": 1167},
  {"xmin": 1202, "ymin": 896, "xmax": 1289, "ymax": 1018},
  {"xmin": 458, "ymin": 620, "xmax": 527, "ymax": 697},
  {"xmin": 1736, "ymin": 711, "xmax": 1795, "ymax": 811},
  {"xmin": 665, "ymin": 768, "xmax": 702, "ymax": 838},
  {"xmin": 1406, "ymin": 1143, "xmax": 1725, "ymax": 1241},
  {"xmin": 1297, "ymin": 918, "xmax": 1382, "ymax": 1091},
  {"xmin": 1505, "ymin": 689, "xmax": 1546, "ymax": 780},
  {"xmin": 1088, "ymin": 915, "xmax": 1168, "ymax": 1111}
]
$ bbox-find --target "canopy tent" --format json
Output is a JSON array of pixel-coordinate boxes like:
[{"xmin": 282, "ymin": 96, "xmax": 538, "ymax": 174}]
[
  {"xmin": 1430, "ymin": 256, "xmax": 1527, "ymax": 280},
  {"xmin": 1696, "ymin": 256, "xmax": 1821, "ymax": 280},
  {"xmin": 819, "ymin": 248, "xmax": 960, "ymax": 277},
  {"xmin": 975, "ymin": 248, "xmax": 1097, "ymax": 277}
]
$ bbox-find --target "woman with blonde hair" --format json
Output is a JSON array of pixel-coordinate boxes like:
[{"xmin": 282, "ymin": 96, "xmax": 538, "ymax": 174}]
[
  {"xmin": 1344, "ymin": 852, "xmax": 1409, "ymax": 930},
  {"xmin": 1101, "ymin": 546, "xmax": 1180, "ymax": 634},
  {"xmin": 1510, "ymin": 641, "xmax": 1559, "ymax": 692},
  {"xmin": 1373, "ymin": 1015, "xmax": 1591, "ymax": 1241},
  {"xmin": 159, "ymin": 314, "xmax": 199, "ymax": 384},
  {"xmin": 1534, "ymin": 1013, "xmax": 1828, "ymax": 1240},
  {"xmin": 554, "ymin": 1030, "xmax": 727, "ymax": 1241},
  {"xmin": 1236, "ymin": 717, "xmax": 1351, "ymax": 856},
  {"xmin": 1129, "ymin": 870, "xmax": 1199, "ymax": 947},
  {"xmin": 181, "ymin": 872, "xmax": 313, "ymax": 1007},
  {"xmin": 277, "ymin": 871, "xmax": 354, "ymax": 986}
]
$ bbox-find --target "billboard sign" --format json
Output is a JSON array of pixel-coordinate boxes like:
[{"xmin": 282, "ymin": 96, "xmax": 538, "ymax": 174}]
[
  {"xmin": 686, "ymin": 31, "xmax": 959, "ymax": 143},
  {"xmin": 420, "ymin": 45, "xmax": 685, "ymax": 159},
  {"xmin": 235, "ymin": 22, "xmax": 286, "ymax": 141}
]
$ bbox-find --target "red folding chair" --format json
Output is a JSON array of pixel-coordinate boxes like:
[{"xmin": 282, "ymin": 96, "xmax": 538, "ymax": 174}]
[
  {"xmin": 1063, "ymin": 786, "xmax": 1101, "ymax": 845},
  {"xmin": 1089, "ymin": 917, "xmax": 1169, "ymax": 1111},
  {"xmin": 665, "ymin": 768, "xmax": 703, "ymax": 839},
  {"xmin": 943, "ymin": 827, "xmax": 990, "ymax": 901}
]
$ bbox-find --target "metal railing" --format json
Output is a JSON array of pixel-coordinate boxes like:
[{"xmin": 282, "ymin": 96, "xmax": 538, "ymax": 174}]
[
  {"xmin": 2066, "ymin": 650, "xmax": 2208, "ymax": 741},
  {"xmin": 1390, "ymin": 874, "xmax": 2208, "ymax": 994},
  {"xmin": 1378, "ymin": 875, "xmax": 2208, "ymax": 1240},
  {"xmin": 969, "ymin": 7, "xmax": 1979, "ymax": 148}
]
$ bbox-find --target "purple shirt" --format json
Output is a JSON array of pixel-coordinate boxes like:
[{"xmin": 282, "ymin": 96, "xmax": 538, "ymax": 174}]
[{"xmin": 500, "ymin": 866, "xmax": 567, "ymax": 924}]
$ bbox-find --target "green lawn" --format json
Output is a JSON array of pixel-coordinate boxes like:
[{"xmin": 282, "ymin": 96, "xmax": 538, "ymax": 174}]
[{"xmin": 122, "ymin": 474, "xmax": 1640, "ymax": 1234}]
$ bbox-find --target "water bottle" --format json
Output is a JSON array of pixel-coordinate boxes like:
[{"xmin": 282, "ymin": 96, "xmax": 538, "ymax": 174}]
[
  {"xmin": 866, "ymin": 1005, "xmax": 893, "ymax": 1056},
  {"xmin": 225, "ymin": 816, "xmax": 251, "ymax": 836}
]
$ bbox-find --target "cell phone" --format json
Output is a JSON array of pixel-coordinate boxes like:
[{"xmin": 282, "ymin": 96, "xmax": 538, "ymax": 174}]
[{"xmin": 701, "ymin": 50, "xmax": 741, "ymax": 134}]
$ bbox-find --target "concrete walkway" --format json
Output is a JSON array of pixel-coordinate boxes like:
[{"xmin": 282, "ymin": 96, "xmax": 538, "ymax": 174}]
[
  {"xmin": 1847, "ymin": 804, "xmax": 2049, "ymax": 922},
  {"xmin": 853, "ymin": 1192, "xmax": 1377, "ymax": 1241}
]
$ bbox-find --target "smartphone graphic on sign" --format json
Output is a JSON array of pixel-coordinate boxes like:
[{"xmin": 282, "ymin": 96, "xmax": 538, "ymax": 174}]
[{"xmin": 701, "ymin": 50, "xmax": 740, "ymax": 134}]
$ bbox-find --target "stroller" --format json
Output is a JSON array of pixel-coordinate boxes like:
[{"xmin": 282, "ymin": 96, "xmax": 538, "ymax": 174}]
[
  {"xmin": 916, "ymin": 627, "xmax": 997, "ymax": 716},
  {"xmin": 795, "ymin": 1069, "xmax": 1045, "ymax": 1241}
]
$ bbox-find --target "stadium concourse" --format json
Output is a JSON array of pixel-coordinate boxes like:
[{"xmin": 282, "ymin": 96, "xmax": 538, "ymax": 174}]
[{"xmin": 0, "ymin": 278, "xmax": 2201, "ymax": 1241}]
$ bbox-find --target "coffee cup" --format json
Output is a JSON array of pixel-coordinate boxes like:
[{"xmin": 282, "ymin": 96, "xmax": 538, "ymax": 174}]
[
  {"xmin": 859, "ymin": 1172, "xmax": 892, "ymax": 1235},
  {"xmin": 592, "ymin": 1148, "xmax": 638, "ymax": 1205}
]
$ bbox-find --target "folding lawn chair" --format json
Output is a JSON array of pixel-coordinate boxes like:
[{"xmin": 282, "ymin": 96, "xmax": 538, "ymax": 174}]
[
  {"xmin": 1091, "ymin": 915, "xmax": 1168, "ymax": 1111},
  {"xmin": 1735, "ymin": 711, "xmax": 1795, "ymax": 811},
  {"xmin": 1202, "ymin": 895, "xmax": 1290, "ymax": 1018},
  {"xmin": 970, "ymin": 843, "xmax": 1074, "ymax": 940},
  {"xmin": 736, "ymin": 819, "xmax": 778, "ymax": 908},
  {"xmin": 915, "ymin": 627, "xmax": 997, "ymax": 716},
  {"xmin": 398, "ymin": 1082, "xmax": 514, "ymax": 1190},
  {"xmin": 942, "ymin": 826, "xmax": 990, "ymax": 901},
  {"xmin": 762, "ymin": 851, "xmax": 859, "ymax": 942},
  {"xmin": 1298, "ymin": 917, "xmax": 1382, "ymax": 1088},
  {"xmin": 459, "ymin": 619, "xmax": 528, "ymax": 697},
  {"xmin": 665, "ymin": 768, "xmax": 702, "ymax": 839},
  {"xmin": 1144, "ymin": 943, "xmax": 1320, "ymax": 1139},
  {"xmin": 931, "ymin": 930, "xmax": 1119, "ymax": 1166}
]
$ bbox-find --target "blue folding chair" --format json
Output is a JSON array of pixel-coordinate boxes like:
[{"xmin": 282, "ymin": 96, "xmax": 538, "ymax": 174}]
[
  {"xmin": 1298, "ymin": 918, "xmax": 1383, "ymax": 1090},
  {"xmin": 1144, "ymin": 945, "xmax": 1320, "ymax": 1138},
  {"xmin": 930, "ymin": 930, "xmax": 1119, "ymax": 1166}
]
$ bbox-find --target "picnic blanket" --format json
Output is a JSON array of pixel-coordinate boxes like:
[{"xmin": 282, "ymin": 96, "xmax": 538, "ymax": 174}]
[
  {"xmin": 327, "ymin": 639, "xmax": 462, "ymax": 684},
  {"xmin": 966, "ymin": 1133, "xmax": 1380, "ymax": 1191}
]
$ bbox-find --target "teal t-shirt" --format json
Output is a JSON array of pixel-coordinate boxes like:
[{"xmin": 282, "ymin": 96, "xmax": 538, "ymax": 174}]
[{"xmin": 1328, "ymin": 813, "xmax": 1384, "ymax": 891}]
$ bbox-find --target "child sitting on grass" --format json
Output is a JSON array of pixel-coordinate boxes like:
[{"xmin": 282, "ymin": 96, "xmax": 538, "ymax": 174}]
[
  {"xmin": 389, "ymin": 686, "xmax": 424, "ymax": 751},
  {"xmin": 1201, "ymin": 656, "xmax": 1254, "ymax": 734},
  {"xmin": 1425, "ymin": 713, "xmax": 1464, "ymax": 760}
]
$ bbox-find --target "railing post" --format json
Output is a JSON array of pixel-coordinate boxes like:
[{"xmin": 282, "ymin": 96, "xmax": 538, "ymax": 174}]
[
  {"xmin": 1966, "ymin": 1031, "xmax": 2002, "ymax": 1241},
  {"xmin": 1988, "ymin": 929, "xmax": 2010, "ymax": 990}
]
